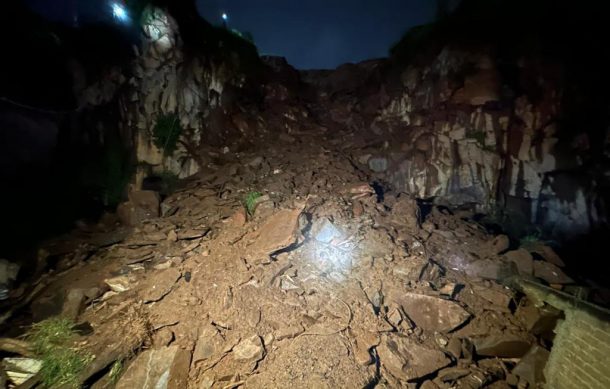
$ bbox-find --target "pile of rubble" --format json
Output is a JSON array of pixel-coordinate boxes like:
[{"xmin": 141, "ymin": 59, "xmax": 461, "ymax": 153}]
[{"xmin": 2, "ymin": 127, "xmax": 602, "ymax": 388}]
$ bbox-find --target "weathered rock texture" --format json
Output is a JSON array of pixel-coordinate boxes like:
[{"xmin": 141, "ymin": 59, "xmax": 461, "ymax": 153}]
[
  {"xmin": 306, "ymin": 46, "xmax": 609, "ymax": 239},
  {"xmin": 81, "ymin": 2, "xmax": 610, "ymax": 243},
  {"xmin": 122, "ymin": 6, "xmax": 250, "ymax": 182}
]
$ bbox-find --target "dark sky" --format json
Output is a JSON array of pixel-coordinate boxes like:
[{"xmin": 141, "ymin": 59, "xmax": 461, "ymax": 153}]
[{"xmin": 24, "ymin": 0, "xmax": 436, "ymax": 69}]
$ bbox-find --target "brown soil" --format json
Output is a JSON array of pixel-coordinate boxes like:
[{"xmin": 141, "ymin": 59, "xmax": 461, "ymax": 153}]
[{"xmin": 1, "ymin": 126, "xmax": 577, "ymax": 388}]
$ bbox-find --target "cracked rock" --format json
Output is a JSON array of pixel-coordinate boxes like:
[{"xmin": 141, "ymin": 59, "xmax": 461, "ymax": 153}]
[{"xmin": 397, "ymin": 293, "xmax": 471, "ymax": 332}]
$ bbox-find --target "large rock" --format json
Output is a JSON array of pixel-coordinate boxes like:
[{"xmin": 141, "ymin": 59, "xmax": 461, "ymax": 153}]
[
  {"xmin": 117, "ymin": 345, "xmax": 189, "ymax": 389},
  {"xmin": 117, "ymin": 190, "xmax": 160, "ymax": 226},
  {"xmin": 377, "ymin": 334, "xmax": 451, "ymax": 381},
  {"xmin": 533, "ymin": 261, "xmax": 573, "ymax": 284},
  {"xmin": 504, "ymin": 249, "xmax": 534, "ymax": 276},
  {"xmin": 397, "ymin": 293, "xmax": 470, "ymax": 333},
  {"xmin": 247, "ymin": 208, "xmax": 302, "ymax": 256}
]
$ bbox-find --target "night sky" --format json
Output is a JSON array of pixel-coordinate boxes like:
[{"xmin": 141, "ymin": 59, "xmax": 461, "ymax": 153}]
[{"xmin": 24, "ymin": 0, "xmax": 435, "ymax": 69}]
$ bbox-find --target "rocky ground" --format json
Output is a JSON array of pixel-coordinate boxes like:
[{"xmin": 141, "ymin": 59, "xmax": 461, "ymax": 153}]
[{"xmin": 0, "ymin": 113, "xmax": 586, "ymax": 388}]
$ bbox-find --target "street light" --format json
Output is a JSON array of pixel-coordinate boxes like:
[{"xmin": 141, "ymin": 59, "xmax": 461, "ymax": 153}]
[{"xmin": 111, "ymin": 2, "xmax": 129, "ymax": 23}]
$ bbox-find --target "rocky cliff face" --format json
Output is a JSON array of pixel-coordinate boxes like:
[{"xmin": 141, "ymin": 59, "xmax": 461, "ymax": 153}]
[
  {"xmin": 81, "ymin": 5, "xmax": 609, "ymax": 241},
  {"xmin": 305, "ymin": 47, "xmax": 609, "ymax": 240}
]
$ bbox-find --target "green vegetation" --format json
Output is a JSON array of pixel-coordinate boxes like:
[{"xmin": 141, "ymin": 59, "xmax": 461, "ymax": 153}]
[
  {"xmin": 153, "ymin": 113, "xmax": 183, "ymax": 156},
  {"xmin": 27, "ymin": 318, "xmax": 92, "ymax": 388},
  {"xmin": 109, "ymin": 359, "xmax": 124, "ymax": 384},
  {"xmin": 244, "ymin": 191, "xmax": 262, "ymax": 217},
  {"xmin": 466, "ymin": 130, "xmax": 486, "ymax": 146}
]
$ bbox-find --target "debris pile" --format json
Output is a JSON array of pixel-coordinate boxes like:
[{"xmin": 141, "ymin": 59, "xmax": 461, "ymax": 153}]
[{"xmin": 2, "ymin": 128, "xmax": 602, "ymax": 388}]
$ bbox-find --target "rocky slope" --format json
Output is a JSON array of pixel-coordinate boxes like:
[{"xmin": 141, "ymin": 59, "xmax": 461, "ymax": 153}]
[
  {"xmin": 2, "ymin": 1, "xmax": 610, "ymax": 388},
  {"xmin": 2, "ymin": 122, "xmax": 595, "ymax": 388}
]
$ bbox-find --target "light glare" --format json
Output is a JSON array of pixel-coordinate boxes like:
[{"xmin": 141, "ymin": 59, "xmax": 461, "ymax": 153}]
[{"xmin": 112, "ymin": 3, "xmax": 128, "ymax": 22}]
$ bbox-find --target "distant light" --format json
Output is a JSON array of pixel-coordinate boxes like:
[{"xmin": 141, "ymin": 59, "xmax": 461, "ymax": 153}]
[
  {"xmin": 112, "ymin": 3, "xmax": 129, "ymax": 22},
  {"xmin": 222, "ymin": 12, "xmax": 228, "ymax": 21}
]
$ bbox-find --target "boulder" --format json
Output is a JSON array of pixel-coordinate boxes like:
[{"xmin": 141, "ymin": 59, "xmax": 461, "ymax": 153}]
[
  {"xmin": 247, "ymin": 208, "xmax": 302, "ymax": 256},
  {"xmin": 118, "ymin": 190, "xmax": 160, "ymax": 226},
  {"xmin": 533, "ymin": 261, "xmax": 573, "ymax": 284},
  {"xmin": 117, "ymin": 346, "xmax": 185, "ymax": 389},
  {"xmin": 503, "ymin": 249, "xmax": 534, "ymax": 276},
  {"xmin": 398, "ymin": 293, "xmax": 470, "ymax": 332}
]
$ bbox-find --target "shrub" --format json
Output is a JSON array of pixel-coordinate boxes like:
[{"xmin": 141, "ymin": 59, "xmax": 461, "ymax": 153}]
[
  {"xmin": 153, "ymin": 113, "xmax": 183, "ymax": 156},
  {"xmin": 243, "ymin": 191, "xmax": 262, "ymax": 217},
  {"xmin": 27, "ymin": 318, "xmax": 92, "ymax": 388}
]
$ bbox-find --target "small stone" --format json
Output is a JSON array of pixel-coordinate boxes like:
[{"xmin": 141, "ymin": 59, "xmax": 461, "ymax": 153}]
[
  {"xmin": 193, "ymin": 327, "xmax": 222, "ymax": 363},
  {"xmin": 437, "ymin": 367, "xmax": 471, "ymax": 382},
  {"xmin": 420, "ymin": 380, "xmax": 441, "ymax": 389},
  {"xmin": 2, "ymin": 358, "xmax": 42, "ymax": 386},
  {"xmin": 387, "ymin": 306, "xmax": 403, "ymax": 328},
  {"xmin": 368, "ymin": 157, "xmax": 388, "ymax": 172},
  {"xmin": 61, "ymin": 289, "xmax": 86, "ymax": 321},
  {"xmin": 439, "ymin": 282, "xmax": 460, "ymax": 298},
  {"xmin": 358, "ymin": 154, "xmax": 372, "ymax": 165},
  {"xmin": 233, "ymin": 335, "xmax": 265, "ymax": 364},
  {"xmin": 248, "ymin": 156, "xmax": 264, "ymax": 168},
  {"xmin": 152, "ymin": 328, "xmax": 174, "ymax": 348},
  {"xmin": 167, "ymin": 230, "xmax": 178, "ymax": 242},
  {"xmin": 352, "ymin": 201, "xmax": 364, "ymax": 217},
  {"xmin": 104, "ymin": 275, "xmax": 132, "ymax": 293},
  {"xmin": 487, "ymin": 235, "xmax": 510, "ymax": 254},
  {"xmin": 434, "ymin": 333, "xmax": 449, "ymax": 347},
  {"xmin": 446, "ymin": 337, "xmax": 462, "ymax": 359}
]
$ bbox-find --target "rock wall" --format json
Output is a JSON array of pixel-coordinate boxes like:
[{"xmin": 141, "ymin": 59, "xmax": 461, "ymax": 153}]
[
  {"xmin": 338, "ymin": 47, "xmax": 609, "ymax": 239},
  {"xmin": 121, "ymin": 6, "xmax": 245, "ymax": 184}
]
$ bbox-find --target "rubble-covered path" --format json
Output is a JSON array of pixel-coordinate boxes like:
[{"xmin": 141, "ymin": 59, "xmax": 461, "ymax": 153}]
[{"xmin": 0, "ymin": 119, "xmax": 592, "ymax": 389}]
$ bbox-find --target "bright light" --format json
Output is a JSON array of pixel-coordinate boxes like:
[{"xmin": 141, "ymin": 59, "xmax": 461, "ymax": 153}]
[
  {"xmin": 222, "ymin": 13, "xmax": 228, "ymax": 21},
  {"xmin": 112, "ymin": 3, "xmax": 128, "ymax": 22}
]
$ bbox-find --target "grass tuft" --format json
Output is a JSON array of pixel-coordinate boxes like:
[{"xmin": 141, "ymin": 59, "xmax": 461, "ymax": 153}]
[
  {"xmin": 26, "ymin": 318, "xmax": 91, "ymax": 388},
  {"xmin": 109, "ymin": 359, "xmax": 124, "ymax": 384},
  {"xmin": 153, "ymin": 113, "xmax": 183, "ymax": 156},
  {"xmin": 244, "ymin": 191, "xmax": 262, "ymax": 217}
]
